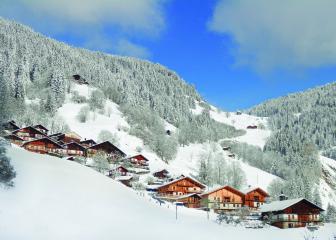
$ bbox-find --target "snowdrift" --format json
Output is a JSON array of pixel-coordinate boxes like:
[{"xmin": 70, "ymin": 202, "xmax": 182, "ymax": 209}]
[{"xmin": 1, "ymin": 147, "xmax": 335, "ymax": 240}]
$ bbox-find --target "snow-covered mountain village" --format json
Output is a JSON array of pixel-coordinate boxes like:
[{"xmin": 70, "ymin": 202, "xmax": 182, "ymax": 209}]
[{"xmin": 1, "ymin": 4, "xmax": 336, "ymax": 239}]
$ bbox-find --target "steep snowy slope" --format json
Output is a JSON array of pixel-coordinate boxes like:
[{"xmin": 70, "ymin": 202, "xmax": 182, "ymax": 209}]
[
  {"xmin": 1, "ymin": 146, "xmax": 335, "ymax": 240},
  {"xmin": 209, "ymin": 108, "xmax": 271, "ymax": 148},
  {"xmin": 57, "ymin": 84, "xmax": 279, "ymax": 190},
  {"xmin": 319, "ymin": 156, "xmax": 336, "ymax": 207}
]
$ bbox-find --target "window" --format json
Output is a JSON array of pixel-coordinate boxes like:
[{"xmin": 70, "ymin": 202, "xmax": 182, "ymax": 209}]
[
  {"xmin": 254, "ymin": 196, "xmax": 259, "ymax": 202},
  {"xmin": 224, "ymin": 197, "xmax": 230, "ymax": 202}
]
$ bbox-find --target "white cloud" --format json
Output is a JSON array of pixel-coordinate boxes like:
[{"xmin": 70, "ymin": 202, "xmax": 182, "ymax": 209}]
[
  {"xmin": 0, "ymin": 0, "xmax": 167, "ymax": 57},
  {"xmin": 84, "ymin": 36, "xmax": 150, "ymax": 58},
  {"xmin": 209, "ymin": 0, "xmax": 336, "ymax": 71},
  {"xmin": 115, "ymin": 39, "xmax": 150, "ymax": 59}
]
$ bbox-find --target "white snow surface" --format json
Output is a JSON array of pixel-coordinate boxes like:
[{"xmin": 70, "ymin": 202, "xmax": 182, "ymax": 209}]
[
  {"xmin": 319, "ymin": 155, "xmax": 336, "ymax": 208},
  {"xmin": 58, "ymin": 84, "xmax": 279, "ymax": 191},
  {"xmin": 1, "ymin": 146, "xmax": 335, "ymax": 240},
  {"xmin": 210, "ymin": 109, "xmax": 271, "ymax": 148}
]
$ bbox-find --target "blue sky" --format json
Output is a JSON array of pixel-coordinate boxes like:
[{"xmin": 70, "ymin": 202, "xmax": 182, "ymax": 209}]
[{"xmin": 1, "ymin": 0, "xmax": 336, "ymax": 111}]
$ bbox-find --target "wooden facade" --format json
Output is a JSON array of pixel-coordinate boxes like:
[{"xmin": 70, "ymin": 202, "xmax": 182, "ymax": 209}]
[
  {"xmin": 87, "ymin": 141, "xmax": 126, "ymax": 159},
  {"xmin": 80, "ymin": 139, "xmax": 97, "ymax": 148},
  {"xmin": 243, "ymin": 187, "xmax": 269, "ymax": 209},
  {"xmin": 153, "ymin": 169, "xmax": 169, "ymax": 179},
  {"xmin": 160, "ymin": 193, "xmax": 202, "ymax": 208},
  {"xmin": 4, "ymin": 134, "xmax": 24, "ymax": 145},
  {"xmin": 33, "ymin": 124, "xmax": 49, "ymax": 134},
  {"xmin": 129, "ymin": 154, "xmax": 149, "ymax": 166},
  {"xmin": 109, "ymin": 166, "xmax": 129, "ymax": 177},
  {"xmin": 260, "ymin": 198, "xmax": 324, "ymax": 229},
  {"xmin": 63, "ymin": 142, "xmax": 86, "ymax": 156},
  {"xmin": 12, "ymin": 126, "xmax": 46, "ymax": 141},
  {"xmin": 201, "ymin": 185, "xmax": 245, "ymax": 212},
  {"xmin": 157, "ymin": 176, "xmax": 206, "ymax": 196},
  {"xmin": 22, "ymin": 138, "xmax": 63, "ymax": 155}
]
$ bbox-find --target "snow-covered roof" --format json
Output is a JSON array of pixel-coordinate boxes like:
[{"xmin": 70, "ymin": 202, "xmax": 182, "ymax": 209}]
[
  {"xmin": 115, "ymin": 176, "xmax": 133, "ymax": 181},
  {"xmin": 241, "ymin": 186, "xmax": 269, "ymax": 196},
  {"xmin": 22, "ymin": 137, "xmax": 64, "ymax": 148},
  {"xmin": 201, "ymin": 185, "xmax": 244, "ymax": 197},
  {"xmin": 260, "ymin": 198, "xmax": 324, "ymax": 213},
  {"xmin": 158, "ymin": 176, "xmax": 206, "ymax": 189}
]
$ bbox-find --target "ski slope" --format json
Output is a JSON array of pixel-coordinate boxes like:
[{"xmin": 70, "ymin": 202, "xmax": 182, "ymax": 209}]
[{"xmin": 1, "ymin": 146, "xmax": 335, "ymax": 240}]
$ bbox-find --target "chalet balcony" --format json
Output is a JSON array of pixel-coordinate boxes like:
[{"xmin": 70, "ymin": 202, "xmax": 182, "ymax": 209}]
[
  {"xmin": 271, "ymin": 214, "xmax": 298, "ymax": 223},
  {"xmin": 271, "ymin": 214, "xmax": 320, "ymax": 223}
]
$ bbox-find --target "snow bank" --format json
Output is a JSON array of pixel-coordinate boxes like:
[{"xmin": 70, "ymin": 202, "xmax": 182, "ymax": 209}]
[{"xmin": 1, "ymin": 147, "xmax": 335, "ymax": 240}]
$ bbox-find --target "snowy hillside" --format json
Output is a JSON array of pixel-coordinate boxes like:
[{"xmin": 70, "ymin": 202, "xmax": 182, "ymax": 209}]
[
  {"xmin": 209, "ymin": 108, "xmax": 271, "ymax": 148},
  {"xmin": 57, "ymin": 84, "xmax": 278, "ymax": 190},
  {"xmin": 1, "ymin": 146, "xmax": 335, "ymax": 240},
  {"xmin": 319, "ymin": 156, "xmax": 336, "ymax": 207}
]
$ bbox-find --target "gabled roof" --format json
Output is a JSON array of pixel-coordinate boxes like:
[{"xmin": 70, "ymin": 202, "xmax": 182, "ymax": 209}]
[
  {"xmin": 260, "ymin": 198, "xmax": 324, "ymax": 213},
  {"xmin": 158, "ymin": 176, "xmax": 206, "ymax": 190},
  {"xmin": 241, "ymin": 187, "xmax": 269, "ymax": 197},
  {"xmin": 64, "ymin": 131, "xmax": 82, "ymax": 140},
  {"xmin": 49, "ymin": 132, "xmax": 64, "ymax": 137},
  {"xmin": 88, "ymin": 141, "xmax": 126, "ymax": 157},
  {"xmin": 2, "ymin": 120, "xmax": 20, "ymax": 130},
  {"xmin": 63, "ymin": 141, "xmax": 86, "ymax": 151},
  {"xmin": 22, "ymin": 137, "xmax": 64, "ymax": 148},
  {"xmin": 33, "ymin": 124, "xmax": 49, "ymax": 132},
  {"xmin": 201, "ymin": 185, "xmax": 245, "ymax": 198},
  {"xmin": 4, "ymin": 134, "xmax": 24, "ymax": 141},
  {"xmin": 80, "ymin": 139, "xmax": 97, "ymax": 145},
  {"xmin": 12, "ymin": 126, "xmax": 47, "ymax": 136},
  {"xmin": 130, "ymin": 154, "xmax": 149, "ymax": 161}
]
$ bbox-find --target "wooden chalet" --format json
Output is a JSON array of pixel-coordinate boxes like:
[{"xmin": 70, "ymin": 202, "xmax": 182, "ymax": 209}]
[
  {"xmin": 80, "ymin": 139, "xmax": 97, "ymax": 148},
  {"xmin": 157, "ymin": 176, "xmax": 206, "ymax": 196},
  {"xmin": 201, "ymin": 185, "xmax": 245, "ymax": 212},
  {"xmin": 87, "ymin": 141, "xmax": 126, "ymax": 159},
  {"xmin": 153, "ymin": 169, "xmax": 170, "ymax": 179},
  {"xmin": 129, "ymin": 154, "xmax": 149, "ymax": 166},
  {"xmin": 49, "ymin": 132, "xmax": 82, "ymax": 144},
  {"xmin": 115, "ymin": 175, "xmax": 133, "ymax": 187},
  {"xmin": 63, "ymin": 132, "xmax": 82, "ymax": 143},
  {"xmin": 63, "ymin": 142, "xmax": 86, "ymax": 156},
  {"xmin": 109, "ymin": 166, "xmax": 129, "ymax": 177},
  {"xmin": 12, "ymin": 126, "xmax": 46, "ymax": 141},
  {"xmin": 242, "ymin": 187, "xmax": 269, "ymax": 209},
  {"xmin": 33, "ymin": 124, "xmax": 49, "ymax": 134},
  {"xmin": 1, "ymin": 120, "xmax": 20, "ymax": 131},
  {"xmin": 22, "ymin": 137, "xmax": 64, "ymax": 155},
  {"xmin": 4, "ymin": 134, "xmax": 24, "ymax": 145},
  {"xmin": 260, "ymin": 198, "xmax": 324, "ymax": 229},
  {"xmin": 160, "ymin": 193, "xmax": 202, "ymax": 208},
  {"xmin": 228, "ymin": 153, "xmax": 235, "ymax": 158},
  {"xmin": 247, "ymin": 125, "xmax": 258, "ymax": 129}
]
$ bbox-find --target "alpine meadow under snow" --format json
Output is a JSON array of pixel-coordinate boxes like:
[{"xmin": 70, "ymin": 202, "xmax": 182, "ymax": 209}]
[{"xmin": 1, "ymin": 17, "xmax": 336, "ymax": 239}]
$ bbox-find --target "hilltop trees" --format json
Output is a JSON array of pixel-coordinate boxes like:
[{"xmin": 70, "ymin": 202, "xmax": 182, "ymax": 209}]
[{"xmin": 196, "ymin": 143, "xmax": 246, "ymax": 189}]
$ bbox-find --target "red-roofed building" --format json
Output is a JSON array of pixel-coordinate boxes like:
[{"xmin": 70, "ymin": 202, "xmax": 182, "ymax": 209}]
[
  {"xmin": 22, "ymin": 138, "xmax": 63, "ymax": 155},
  {"xmin": 12, "ymin": 126, "xmax": 47, "ymax": 141}
]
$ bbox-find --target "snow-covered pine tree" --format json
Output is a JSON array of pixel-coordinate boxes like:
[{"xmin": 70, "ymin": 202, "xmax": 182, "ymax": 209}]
[{"xmin": 0, "ymin": 139, "xmax": 16, "ymax": 187}]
